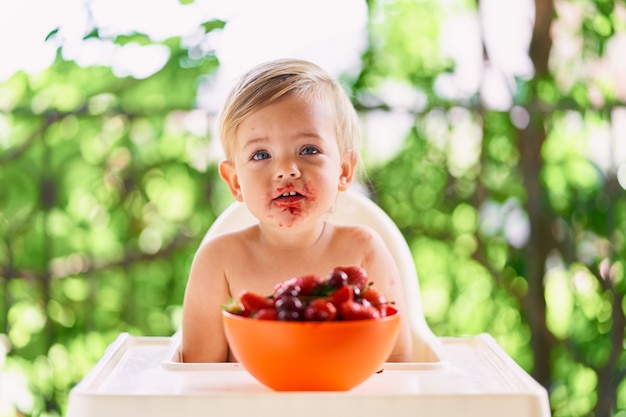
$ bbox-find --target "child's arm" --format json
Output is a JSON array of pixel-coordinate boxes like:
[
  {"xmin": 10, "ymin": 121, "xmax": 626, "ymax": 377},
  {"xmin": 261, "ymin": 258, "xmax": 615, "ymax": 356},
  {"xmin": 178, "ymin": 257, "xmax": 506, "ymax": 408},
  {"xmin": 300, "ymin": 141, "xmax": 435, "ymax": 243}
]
[
  {"xmin": 181, "ymin": 238, "xmax": 231, "ymax": 362},
  {"xmin": 360, "ymin": 228, "xmax": 413, "ymax": 362}
]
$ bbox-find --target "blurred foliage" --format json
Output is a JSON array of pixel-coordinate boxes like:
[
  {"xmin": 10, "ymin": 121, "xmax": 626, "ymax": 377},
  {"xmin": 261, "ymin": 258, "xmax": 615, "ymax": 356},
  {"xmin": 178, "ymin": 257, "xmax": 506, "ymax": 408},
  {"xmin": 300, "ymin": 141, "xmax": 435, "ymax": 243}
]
[
  {"xmin": 360, "ymin": 2, "xmax": 626, "ymax": 417},
  {"xmin": 1, "ymin": 1, "xmax": 626, "ymax": 417}
]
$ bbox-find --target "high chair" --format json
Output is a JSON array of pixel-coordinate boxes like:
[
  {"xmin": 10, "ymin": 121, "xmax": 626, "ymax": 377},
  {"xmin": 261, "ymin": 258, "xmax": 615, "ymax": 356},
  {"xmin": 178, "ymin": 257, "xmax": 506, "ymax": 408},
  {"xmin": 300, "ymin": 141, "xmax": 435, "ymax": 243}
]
[{"xmin": 67, "ymin": 190, "xmax": 552, "ymax": 417}]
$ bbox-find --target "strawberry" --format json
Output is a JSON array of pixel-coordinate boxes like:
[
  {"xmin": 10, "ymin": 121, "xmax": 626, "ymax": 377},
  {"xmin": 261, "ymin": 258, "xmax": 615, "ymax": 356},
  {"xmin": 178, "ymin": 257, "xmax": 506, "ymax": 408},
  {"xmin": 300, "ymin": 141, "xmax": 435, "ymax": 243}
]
[
  {"xmin": 239, "ymin": 290, "xmax": 274, "ymax": 315},
  {"xmin": 332, "ymin": 265, "xmax": 369, "ymax": 291},
  {"xmin": 304, "ymin": 299, "xmax": 337, "ymax": 321},
  {"xmin": 378, "ymin": 304, "xmax": 398, "ymax": 317},
  {"xmin": 339, "ymin": 299, "xmax": 381, "ymax": 320},
  {"xmin": 293, "ymin": 275, "xmax": 323, "ymax": 295},
  {"xmin": 328, "ymin": 285, "xmax": 353, "ymax": 310},
  {"xmin": 362, "ymin": 288, "xmax": 387, "ymax": 307},
  {"xmin": 253, "ymin": 308, "xmax": 278, "ymax": 320},
  {"xmin": 274, "ymin": 275, "xmax": 323, "ymax": 296}
]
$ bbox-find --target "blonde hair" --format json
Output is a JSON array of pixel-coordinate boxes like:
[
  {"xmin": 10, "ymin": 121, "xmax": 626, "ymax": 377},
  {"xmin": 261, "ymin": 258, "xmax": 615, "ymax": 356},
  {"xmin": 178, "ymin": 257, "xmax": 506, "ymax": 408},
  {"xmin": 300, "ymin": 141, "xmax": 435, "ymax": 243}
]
[{"xmin": 218, "ymin": 58, "xmax": 361, "ymax": 162}]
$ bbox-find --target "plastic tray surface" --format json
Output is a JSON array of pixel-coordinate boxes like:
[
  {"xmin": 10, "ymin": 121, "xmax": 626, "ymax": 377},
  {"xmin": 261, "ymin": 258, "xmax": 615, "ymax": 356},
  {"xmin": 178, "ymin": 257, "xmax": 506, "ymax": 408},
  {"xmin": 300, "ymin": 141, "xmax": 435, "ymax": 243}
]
[{"xmin": 67, "ymin": 333, "xmax": 551, "ymax": 417}]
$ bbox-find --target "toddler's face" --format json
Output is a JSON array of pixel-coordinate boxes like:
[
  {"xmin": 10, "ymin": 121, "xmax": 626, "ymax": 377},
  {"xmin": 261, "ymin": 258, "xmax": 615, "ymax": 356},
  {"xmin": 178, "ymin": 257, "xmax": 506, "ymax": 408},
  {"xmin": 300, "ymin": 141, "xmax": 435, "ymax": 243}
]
[{"xmin": 220, "ymin": 94, "xmax": 353, "ymax": 229}]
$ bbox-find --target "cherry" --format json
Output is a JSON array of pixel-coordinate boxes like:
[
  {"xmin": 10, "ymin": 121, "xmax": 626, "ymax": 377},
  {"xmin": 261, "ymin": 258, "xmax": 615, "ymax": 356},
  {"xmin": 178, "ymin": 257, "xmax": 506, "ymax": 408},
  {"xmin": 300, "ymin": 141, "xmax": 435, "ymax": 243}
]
[
  {"xmin": 277, "ymin": 310, "xmax": 301, "ymax": 321},
  {"xmin": 275, "ymin": 296, "xmax": 303, "ymax": 313},
  {"xmin": 328, "ymin": 270, "xmax": 348, "ymax": 288},
  {"xmin": 275, "ymin": 284, "xmax": 301, "ymax": 299}
]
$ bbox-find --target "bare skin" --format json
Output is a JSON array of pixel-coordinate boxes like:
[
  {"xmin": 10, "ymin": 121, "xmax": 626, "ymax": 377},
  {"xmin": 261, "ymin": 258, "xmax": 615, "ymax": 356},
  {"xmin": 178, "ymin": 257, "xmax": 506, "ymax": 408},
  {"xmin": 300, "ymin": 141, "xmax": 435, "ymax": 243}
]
[
  {"xmin": 181, "ymin": 94, "xmax": 412, "ymax": 363},
  {"xmin": 182, "ymin": 221, "xmax": 412, "ymax": 363}
]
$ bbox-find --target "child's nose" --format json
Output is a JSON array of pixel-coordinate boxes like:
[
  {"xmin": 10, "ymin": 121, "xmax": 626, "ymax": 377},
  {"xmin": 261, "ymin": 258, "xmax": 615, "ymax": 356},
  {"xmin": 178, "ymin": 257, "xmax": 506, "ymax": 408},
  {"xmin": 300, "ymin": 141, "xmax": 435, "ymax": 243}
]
[{"xmin": 275, "ymin": 160, "xmax": 301, "ymax": 180}]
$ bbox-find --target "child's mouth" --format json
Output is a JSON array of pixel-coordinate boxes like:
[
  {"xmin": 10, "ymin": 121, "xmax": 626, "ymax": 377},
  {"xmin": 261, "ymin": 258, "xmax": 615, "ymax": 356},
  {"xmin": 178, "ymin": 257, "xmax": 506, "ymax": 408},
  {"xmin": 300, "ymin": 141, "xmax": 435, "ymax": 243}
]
[{"xmin": 274, "ymin": 191, "xmax": 305, "ymax": 205}]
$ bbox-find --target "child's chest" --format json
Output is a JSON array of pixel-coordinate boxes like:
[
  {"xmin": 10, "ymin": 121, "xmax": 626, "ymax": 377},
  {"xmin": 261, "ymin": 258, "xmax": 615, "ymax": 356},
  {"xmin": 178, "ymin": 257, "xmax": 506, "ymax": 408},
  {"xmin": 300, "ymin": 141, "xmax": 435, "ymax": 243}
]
[{"xmin": 227, "ymin": 248, "xmax": 363, "ymax": 296}]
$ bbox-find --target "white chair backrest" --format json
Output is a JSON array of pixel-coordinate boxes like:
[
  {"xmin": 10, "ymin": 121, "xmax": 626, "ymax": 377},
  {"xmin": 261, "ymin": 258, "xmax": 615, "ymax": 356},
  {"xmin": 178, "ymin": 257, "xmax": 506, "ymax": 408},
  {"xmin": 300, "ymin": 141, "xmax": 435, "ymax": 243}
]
[{"xmin": 203, "ymin": 190, "xmax": 440, "ymax": 362}]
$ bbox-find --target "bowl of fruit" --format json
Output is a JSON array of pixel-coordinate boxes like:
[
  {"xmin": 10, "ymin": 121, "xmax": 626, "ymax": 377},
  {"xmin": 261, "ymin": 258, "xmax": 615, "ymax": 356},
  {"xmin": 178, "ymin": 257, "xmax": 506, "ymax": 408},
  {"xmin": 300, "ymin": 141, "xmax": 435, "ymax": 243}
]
[{"xmin": 222, "ymin": 265, "xmax": 400, "ymax": 391}]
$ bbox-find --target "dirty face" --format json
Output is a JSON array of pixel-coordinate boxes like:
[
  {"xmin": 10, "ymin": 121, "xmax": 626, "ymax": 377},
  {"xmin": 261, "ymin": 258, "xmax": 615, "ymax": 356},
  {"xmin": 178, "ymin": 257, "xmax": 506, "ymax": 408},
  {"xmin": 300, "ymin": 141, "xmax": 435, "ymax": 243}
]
[{"xmin": 219, "ymin": 94, "xmax": 353, "ymax": 229}]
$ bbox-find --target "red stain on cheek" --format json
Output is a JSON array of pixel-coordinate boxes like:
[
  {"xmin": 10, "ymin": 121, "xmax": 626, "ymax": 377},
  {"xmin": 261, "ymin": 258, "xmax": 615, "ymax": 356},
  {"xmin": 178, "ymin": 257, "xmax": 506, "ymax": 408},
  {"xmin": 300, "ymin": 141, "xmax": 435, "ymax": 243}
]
[{"xmin": 303, "ymin": 181, "xmax": 317, "ymax": 201}]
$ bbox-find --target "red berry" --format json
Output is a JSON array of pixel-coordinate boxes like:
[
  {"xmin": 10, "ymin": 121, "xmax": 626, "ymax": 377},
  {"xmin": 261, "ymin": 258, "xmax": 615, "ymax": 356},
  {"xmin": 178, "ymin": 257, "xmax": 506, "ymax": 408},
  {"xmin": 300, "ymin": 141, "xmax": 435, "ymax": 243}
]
[
  {"xmin": 328, "ymin": 285, "xmax": 353, "ymax": 310},
  {"xmin": 327, "ymin": 269, "xmax": 348, "ymax": 289},
  {"xmin": 378, "ymin": 304, "xmax": 397, "ymax": 317},
  {"xmin": 294, "ymin": 275, "xmax": 324, "ymax": 295},
  {"xmin": 239, "ymin": 290, "xmax": 274, "ymax": 316},
  {"xmin": 332, "ymin": 265, "xmax": 369, "ymax": 291},
  {"xmin": 339, "ymin": 299, "xmax": 381, "ymax": 320},
  {"xmin": 274, "ymin": 283, "xmax": 302, "ymax": 299},
  {"xmin": 274, "ymin": 275, "xmax": 323, "ymax": 296},
  {"xmin": 275, "ymin": 295, "xmax": 304, "ymax": 310},
  {"xmin": 304, "ymin": 299, "xmax": 337, "ymax": 321},
  {"xmin": 253, "ymin": 308, "xmax": 278, "ymax": 320},
  {"xmin": 277, "ymin": 310, "xmax": 301, "ymax": 321},
  {"xmin": 362, "ymin": 288, "xmax": 387, "ymax": 307}
]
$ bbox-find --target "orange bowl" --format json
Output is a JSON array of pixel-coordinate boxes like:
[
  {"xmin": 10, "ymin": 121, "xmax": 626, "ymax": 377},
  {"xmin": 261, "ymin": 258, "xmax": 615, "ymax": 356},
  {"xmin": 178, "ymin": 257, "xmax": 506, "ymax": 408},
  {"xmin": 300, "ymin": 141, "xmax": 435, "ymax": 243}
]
[{"xmin": 222, "ymin": 310, "xmax": 400, "ymax": 391}]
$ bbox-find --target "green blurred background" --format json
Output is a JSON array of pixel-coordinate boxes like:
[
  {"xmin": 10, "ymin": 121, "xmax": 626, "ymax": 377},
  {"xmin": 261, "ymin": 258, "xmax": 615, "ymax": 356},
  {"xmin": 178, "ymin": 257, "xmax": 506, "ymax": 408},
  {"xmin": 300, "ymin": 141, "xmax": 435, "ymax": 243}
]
[{"xmin": 1, "ymin": 0, "xmax": 626, "ymax": 416}]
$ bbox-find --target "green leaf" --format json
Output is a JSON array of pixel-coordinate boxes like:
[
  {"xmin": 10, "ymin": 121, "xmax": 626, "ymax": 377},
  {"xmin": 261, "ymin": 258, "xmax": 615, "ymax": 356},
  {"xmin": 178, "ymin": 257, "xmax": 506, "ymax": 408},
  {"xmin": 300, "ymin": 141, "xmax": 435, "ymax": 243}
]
[
  {"xmin": 113, "ymin": 33, "xmax": 153, "ymax": 46},
  {"xmin": 202, "ymin": 19, "xmax": 226, "ymax": 33},
  {"xmin": 82, "ymin": 28, "xmax": 100, "ymax": 40},
  {"xmin": 45, "ymin": 27, "xmax": 60, "ymax": 42}
]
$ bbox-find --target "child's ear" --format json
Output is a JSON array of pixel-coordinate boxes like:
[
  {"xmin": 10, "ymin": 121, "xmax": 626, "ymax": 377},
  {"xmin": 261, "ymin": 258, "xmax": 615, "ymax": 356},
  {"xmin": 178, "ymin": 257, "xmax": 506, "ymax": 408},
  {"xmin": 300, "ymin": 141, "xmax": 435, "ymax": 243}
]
[
  {"xmin": 218, "ymin": 160, "xmax": 244, "ymax": 202},
  {"xmin": 338, "ymin": 150, "xmax": 358, "ymax": 191}
]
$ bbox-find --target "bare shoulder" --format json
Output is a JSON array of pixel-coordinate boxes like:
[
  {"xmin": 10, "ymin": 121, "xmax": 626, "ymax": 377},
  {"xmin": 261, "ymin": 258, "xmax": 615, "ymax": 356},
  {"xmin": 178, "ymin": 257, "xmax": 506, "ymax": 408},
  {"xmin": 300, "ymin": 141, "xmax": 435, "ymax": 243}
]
[
  {"xmin": 327, "ymin": 222, "xmax": 397, "ymax": 283},
  {"xmin": 195, "ymin": 226, "xmax": 257, "ymax": 258},
  {"xmin": 329, "ymin": 223, "xmax": 386, "ymax": 251},
  {"xmin": 188, "ymin": 226, "xmax": 259, "ymax": 285}
]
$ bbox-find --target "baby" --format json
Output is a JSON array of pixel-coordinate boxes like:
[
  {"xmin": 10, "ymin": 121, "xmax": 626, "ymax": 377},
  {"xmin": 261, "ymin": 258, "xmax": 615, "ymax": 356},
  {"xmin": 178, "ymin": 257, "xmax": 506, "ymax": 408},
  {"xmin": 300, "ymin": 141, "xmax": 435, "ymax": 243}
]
[{"xmin": 182, "ymin": 58, "xmax": 412, "ymax": 362}]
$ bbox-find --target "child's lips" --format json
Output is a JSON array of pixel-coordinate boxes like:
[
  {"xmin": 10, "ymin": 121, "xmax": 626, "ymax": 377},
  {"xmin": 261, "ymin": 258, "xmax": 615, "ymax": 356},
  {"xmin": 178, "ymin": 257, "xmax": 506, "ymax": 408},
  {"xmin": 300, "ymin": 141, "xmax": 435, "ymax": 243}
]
[{"xmin": 272, "ymin": 191, "xmax": 305, "ymax": 207}]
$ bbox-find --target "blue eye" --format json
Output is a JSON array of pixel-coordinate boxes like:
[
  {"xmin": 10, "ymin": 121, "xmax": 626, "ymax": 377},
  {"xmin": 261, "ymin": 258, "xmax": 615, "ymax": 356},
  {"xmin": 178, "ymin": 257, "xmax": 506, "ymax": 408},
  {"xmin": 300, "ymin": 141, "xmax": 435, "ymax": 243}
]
[
  {"xmin": 300, "ymin": 146, "xmax": 319, "ymax": 155},
  {"xmin": 251, "ymin": 150, "xmax": 271, "ymax": 161}
]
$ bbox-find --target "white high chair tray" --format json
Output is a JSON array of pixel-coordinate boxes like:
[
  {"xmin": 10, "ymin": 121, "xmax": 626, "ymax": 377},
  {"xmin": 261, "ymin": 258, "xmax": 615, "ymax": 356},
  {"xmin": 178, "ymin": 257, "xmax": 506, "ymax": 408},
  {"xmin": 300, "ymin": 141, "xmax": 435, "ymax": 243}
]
[{"xmin": 67, "ymin": 333, "xmax": 550, "ymax": 417}]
